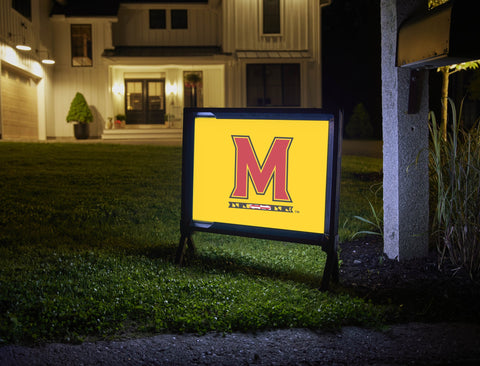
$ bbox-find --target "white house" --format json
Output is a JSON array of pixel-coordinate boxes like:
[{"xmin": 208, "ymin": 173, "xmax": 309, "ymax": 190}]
[{"xmin": 0, "ymin": 0, "xmax": 331, "ymax": 141}]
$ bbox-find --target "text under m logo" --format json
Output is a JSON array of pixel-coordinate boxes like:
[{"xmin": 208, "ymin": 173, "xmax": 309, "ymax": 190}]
[{"xmin": 230, "ymin": 136, "xmax": 293, "ymax": 202}]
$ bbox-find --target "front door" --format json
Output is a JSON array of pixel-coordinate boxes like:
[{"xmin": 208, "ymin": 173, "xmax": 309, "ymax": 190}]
[{"xmin": 125, "ymin": 79, "xmax": 165, "ymax": 124}]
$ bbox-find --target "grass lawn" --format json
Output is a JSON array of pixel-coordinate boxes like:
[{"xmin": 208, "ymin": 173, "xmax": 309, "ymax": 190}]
[{"xmin": 0, "ymin": 142, "xmax": 383, "ymax": 344}]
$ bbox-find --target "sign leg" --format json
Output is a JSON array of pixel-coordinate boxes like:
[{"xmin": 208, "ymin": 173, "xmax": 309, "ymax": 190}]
[
  {"xmin": 320, "ymin": 239, "xmax": 339, "ymax": 291},
  {"xmin": 175, "ymin": 234, "xmax": 196, "ymax": 265}
]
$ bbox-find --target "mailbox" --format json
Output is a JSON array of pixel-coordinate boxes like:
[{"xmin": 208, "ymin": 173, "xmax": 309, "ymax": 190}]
[{"xmin": 397, "ymin": 0, "xmax": 480, "ymax": 68}]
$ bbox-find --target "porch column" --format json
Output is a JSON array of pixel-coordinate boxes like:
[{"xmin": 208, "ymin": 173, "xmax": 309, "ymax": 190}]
[{"xmin": 381, "ymin": 0, "xmax": 429, "ymax": 260}]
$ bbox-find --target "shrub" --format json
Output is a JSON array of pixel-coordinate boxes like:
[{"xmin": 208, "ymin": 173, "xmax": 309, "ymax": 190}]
[
  {"xmin": 345, "ymin": 103, "xmax": 373, "ymax": 139},
  {"xmin": 429, "ymin": 99, "xmax": 480, "ymax": 280},
  {"xmin": 66, "ymin": 92, "xmax": 93, "ymax": 124}
]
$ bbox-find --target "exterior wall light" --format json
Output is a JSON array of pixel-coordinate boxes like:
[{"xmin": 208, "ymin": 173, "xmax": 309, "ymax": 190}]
[
  {"xmin": 16, "ymin": 42, "xmax": 31, "ymax": 51},
  {"xmin": 37, "ymin": 49, "xmax": 55, "ymax": 65},
  {"xmin": 9, "ymin": 23, "xmax": 31, "ymax": 51},
  {"xmin": 41, "ymin": 57, "xmax": 55, "ymax": 65},
  {"xmin": 8, "ymin": 32, "xmax": 31, "ymax": 51},
  {"xmin": 112, "ymin": 83, "xmax": 125, "ymax": 96},
  {"xmin": 166, "ymin": 82, "xmax": 178, "ymax": 96}
]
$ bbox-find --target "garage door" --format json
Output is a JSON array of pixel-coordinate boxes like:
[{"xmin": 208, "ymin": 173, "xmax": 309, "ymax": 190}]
[{"xmin": 1, "ymin": 65, "xmax": 38, "ymax": 140}]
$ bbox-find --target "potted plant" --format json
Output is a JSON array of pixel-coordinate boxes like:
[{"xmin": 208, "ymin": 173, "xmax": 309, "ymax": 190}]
[
  {"xmin": 115, "ymin": 114, "xmax": 126, "ymax": 128},
  {"xmin": 66, "ymin": 92, "xmax": 93, "ymax": 139}
]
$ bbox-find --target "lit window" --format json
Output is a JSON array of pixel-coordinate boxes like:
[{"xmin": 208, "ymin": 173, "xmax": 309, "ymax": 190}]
[{"xmin": 71, "ymin": 25, "xmax": 92, "ymax": 67}]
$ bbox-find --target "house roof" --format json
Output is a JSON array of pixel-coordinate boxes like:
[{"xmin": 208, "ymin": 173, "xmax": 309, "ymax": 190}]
[
  {"xmin": 103, "ymin": 46, "xmax": 226, "ymax": 58},
  {"xmin": 121, "ymin": 1, "xmax": 208, "ymax": 3},
  {"xmin": 51, "ymin": 0, "xmax": 120, "ymax": 17},
  {"xmin": 50, "ymin": 0, "xmax": 208, "ymax": 17},
  {"xmin": 236, "ymin": 51, "xmax": 312, "ymax": 59}
]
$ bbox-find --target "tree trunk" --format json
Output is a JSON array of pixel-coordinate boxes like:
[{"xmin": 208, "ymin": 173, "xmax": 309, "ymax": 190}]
[{"xmin": 440, "ymin": 68, "xmax": 449, "ymax": 141}]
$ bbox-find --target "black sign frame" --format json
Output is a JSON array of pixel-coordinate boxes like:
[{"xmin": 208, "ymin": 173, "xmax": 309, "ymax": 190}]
[{"xmin": 177, "ymin": 108, "xmax": 342, "ymax": 289}]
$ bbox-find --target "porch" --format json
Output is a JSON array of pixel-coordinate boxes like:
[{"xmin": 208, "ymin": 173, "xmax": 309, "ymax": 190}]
[{"xmin": 101, "ymin": 124, "xmax": 182, "ymax": 143}]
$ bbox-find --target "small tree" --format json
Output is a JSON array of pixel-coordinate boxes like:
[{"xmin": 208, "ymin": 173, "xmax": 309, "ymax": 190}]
[
  {"xmin": 428, "ymin": 0, "xmax": 449, "ymax": 10},
  {"xmin": 66, "ymin": 92, "xmax": 93, "ymax": 124},
  {"xmin": 437, "ymin": 61, "xmax": 480, "ymax": 140},
  {"xmin": 345, "ymin": 103, "xmax": 373, "ymax": 139}
]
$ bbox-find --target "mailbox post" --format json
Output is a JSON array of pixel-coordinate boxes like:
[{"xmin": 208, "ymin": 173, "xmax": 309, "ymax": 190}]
[
  {"xmin": 381, "ymin": 0, "xmax": 430, "ymax": 261},
  {"xmin": 381, "ymin": 0, "xmax": 480, "ymax": 261}
]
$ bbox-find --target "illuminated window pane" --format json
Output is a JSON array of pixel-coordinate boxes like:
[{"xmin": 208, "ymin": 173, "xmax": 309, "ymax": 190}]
[
  {"xmin": 71, "ymin": 24, "xmax": 92, "ymax": 67},
  {"xmin": 148, "ymin": 81, "xmax": 164, "ymax": 110},
  {"xmin": 126, "ymin": 82, "xmax": 143, "ymax": 111}
]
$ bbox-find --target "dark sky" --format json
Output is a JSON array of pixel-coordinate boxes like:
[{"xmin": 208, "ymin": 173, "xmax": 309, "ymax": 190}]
[{"xmin": 322, "ymin": 0, "xmax": 382, "ymax": 138}]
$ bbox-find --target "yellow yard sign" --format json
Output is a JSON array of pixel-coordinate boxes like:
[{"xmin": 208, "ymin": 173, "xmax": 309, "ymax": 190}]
[
  {"xmin": 192, "ymin": 117, "xmax": 330, "ymax": 234},
  {"xmin": 177, "ymin": 108, "xmax": 342, "ymax": 290}
]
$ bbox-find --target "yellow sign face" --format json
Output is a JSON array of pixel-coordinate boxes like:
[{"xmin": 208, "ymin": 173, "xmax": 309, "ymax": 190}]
[{"xmin": 192, "ymin": 117, "xmax": 330, "ymax": 234}]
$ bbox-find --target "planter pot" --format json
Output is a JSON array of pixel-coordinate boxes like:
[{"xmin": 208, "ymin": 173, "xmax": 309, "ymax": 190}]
[{"xmin": 74, "ymin": 123, "xmax": 89, "ymax": 140}]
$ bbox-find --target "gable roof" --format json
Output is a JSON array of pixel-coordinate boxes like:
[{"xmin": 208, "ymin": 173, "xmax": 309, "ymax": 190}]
[
  {"xmin": 50, "ymin": 0, "xmax": 209, "ymax": 17},
  {"xmin": 51, "ymin": 0, "xmax": 120, "ymax": 17},
  {"xmin": 103, "ymin": 46, "xmax": 225, "ymax": 58}
]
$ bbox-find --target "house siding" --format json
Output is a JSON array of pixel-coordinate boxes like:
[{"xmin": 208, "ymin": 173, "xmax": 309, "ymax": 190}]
[
  {"xmin": 113, "ymin": 5, "xmax": 220, "ymax": 47},
  {"xmin": 50, "ymin": 18, "xmax": 113, "ymax": 138},
  {"xmin": 222, "ymin": 0, "xmax": 312, "ymax": 52},
  {"xmin": 222, "ymin": 0, "xmax": 323, "ymax": 108},
  {"xmin": 1, "ymin": 0, "xmax": 327, "ymax": 140},
  {"xmin": 0, "ymin": 0, "xmax": 54, "ymax": 140}
]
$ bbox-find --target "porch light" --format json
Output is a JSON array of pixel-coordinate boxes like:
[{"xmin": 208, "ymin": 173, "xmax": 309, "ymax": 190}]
[
  {"xmin": 167, "ymin": 82, "xmax": 178, "ymax": 96},
  {"xmin": 112, "ymin": 83, "xmax": 125, "ymax": 96}
]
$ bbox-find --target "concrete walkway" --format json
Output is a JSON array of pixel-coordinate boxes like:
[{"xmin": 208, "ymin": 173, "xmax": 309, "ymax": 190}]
[{"xmin": 1, "ymin": 323, "xmax": 479, "ymax": 365}]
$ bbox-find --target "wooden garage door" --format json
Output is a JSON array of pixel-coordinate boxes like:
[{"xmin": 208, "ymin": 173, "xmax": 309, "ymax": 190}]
[{"xmin": 1, "ymin": 65, "xmax": 38, "ymax": 140}]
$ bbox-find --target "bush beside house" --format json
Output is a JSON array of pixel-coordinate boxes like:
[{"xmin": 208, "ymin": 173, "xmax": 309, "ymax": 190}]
[
  {"xmin": 66, "ymin": 92, "xmax": 93, "ymax": 139},
  {"xmin": 345, "ymin": 103, "xmax": 374, "ymax": 139}
]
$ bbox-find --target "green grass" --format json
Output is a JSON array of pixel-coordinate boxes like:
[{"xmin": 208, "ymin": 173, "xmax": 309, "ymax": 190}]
[
  {"xmin": 0, "ymin": 142, "xmax": 383, "ymax": 344},
  {"xmin": 338, "ymin": 155, "xmax": 383, "ymax": 240}
]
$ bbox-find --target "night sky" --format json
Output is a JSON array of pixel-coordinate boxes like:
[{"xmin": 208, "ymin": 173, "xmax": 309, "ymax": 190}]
[{"xmin": 322, "ymin": 0, "xmax": 382, "ymax": 139}]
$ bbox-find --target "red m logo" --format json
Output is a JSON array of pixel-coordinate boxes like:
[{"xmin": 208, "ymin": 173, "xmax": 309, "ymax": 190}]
[{"xmin": 230, "ymin": 136, "xmax": 293, "ymax": 202}]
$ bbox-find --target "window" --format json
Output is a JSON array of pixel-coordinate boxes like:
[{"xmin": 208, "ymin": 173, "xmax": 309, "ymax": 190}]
[
  {"xmin": 71, "ymin": 25, "xmax": 92, "ymax": 67},
  {"xmin": 12, "ymin": 0, "xmax": 31, "ymax": 20},
  {"xmin": 263, "ymin": 0, "xmax": 281, "ymax": 34},
  {"xmin": 184, "ymin": 71, "xmax": 203, "ymax": 108},
  {"xmin": 149, "ymin": 9, "xmax": 166, "ymax": 29},
  {"xmin": 247, "ymin": 64, "xmax": 300, "ymax": 107},
  {"xmin": 126, "ymin": 81, "xmax": 144, "ymax": 111},
  {"xmin": 171, "ymin": 9, "xmax": 188, "ymax": 29}
]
